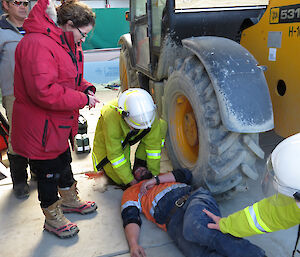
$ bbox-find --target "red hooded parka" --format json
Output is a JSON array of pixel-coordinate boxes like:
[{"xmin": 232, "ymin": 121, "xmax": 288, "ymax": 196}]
[{"xmin": 11, "ymin": 0, "xmax": 95, "ymax": 160}]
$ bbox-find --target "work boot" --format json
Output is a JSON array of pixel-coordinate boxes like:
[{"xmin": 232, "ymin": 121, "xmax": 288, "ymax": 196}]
[
  {"xmin": 13, "ymin": 182, "xmax": 29, "ymax": 199},
  {"xmin": 8, "ymin": 153, "xmax": 29, "ymax": 199},
  {"xmin": 42, "ymin": 200, "xmax": 79, "ymax": 238},
  {"xmin": 59, "ymin": 182, "xmax": 97, "ymax": 214}
]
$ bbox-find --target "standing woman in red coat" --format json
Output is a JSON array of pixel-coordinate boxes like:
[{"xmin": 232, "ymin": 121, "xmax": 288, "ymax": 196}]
[{"xmin": 12, "ymin": 0, "xmax": 99, "ymax": 238}]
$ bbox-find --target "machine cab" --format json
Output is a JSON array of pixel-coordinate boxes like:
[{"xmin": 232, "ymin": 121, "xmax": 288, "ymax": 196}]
[{"xmin": 127, "ymin": 0, "xmax": 268, "ymax": 78}]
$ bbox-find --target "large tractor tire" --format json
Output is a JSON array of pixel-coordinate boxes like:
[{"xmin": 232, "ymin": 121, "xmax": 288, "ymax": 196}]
[
  {"xmin": 163, "ymin": 55, "xmax": 265, "ymax": 198},
  {"xmin": 119, "ymin": 45, "xmax": 139, "ymax": 92}
]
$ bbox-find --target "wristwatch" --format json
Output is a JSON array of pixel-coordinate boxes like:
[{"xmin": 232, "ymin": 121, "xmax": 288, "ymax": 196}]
[{"xmin": 154, "ymin": 175, "xmax": 160, "ymax": 185}]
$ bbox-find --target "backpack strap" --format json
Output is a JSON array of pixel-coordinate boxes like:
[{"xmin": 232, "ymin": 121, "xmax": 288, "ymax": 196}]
[
  {"xmin": 0, "ymin": 124, "xmax": 8, "ymax": 148},
  {"xmin": 96, "ymin": 128, "xmax": 151, "ymax": 171},
  {"xmin": 128, "ymin": 127, "xmax": 151, "ymax": 146},
  {"xmin": 0, "ymin": 112, "xmax": 9, "ymax": 132},
  {"xmin": 292, "ymin": 224, "xmax": 300, "ymax": 257}
]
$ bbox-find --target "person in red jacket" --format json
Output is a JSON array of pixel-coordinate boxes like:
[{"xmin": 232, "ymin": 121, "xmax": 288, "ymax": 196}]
[{"xmin": 11, "ymin": 0, "xmax": 99, "ymax": 238}]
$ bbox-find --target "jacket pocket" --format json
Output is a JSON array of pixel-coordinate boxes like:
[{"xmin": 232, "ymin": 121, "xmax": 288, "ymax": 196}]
[
  {"xmin": 43, "ymin": 115, "xmax": 73, "ymax": 153},
  {"xmin": 58, "ymin": 64, "xmax": 77, "ymax": 80}
]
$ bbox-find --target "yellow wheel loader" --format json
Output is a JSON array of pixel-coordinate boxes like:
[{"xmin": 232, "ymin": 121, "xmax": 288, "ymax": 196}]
[{"xmin": 119, "ymin": 0, "xmax": 274, "ymax": 198}]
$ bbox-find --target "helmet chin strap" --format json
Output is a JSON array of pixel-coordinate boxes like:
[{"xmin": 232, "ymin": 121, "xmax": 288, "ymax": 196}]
[
  {"xmin": 293, "ymin": 192, "xmax": 300, "ymax": 201},
  {"xmin": 275, "ymin": 179, "xmax": 298, "ymax": 199},
  {"xmin": 273, "ymin": 180, "xmax": 300, "ymax": 209}
]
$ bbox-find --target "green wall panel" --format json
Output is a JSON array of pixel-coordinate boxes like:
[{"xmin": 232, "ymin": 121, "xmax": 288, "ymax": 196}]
[{"xmin": 83, "ymin": 8, "xmax": 129, "ymax": 50}]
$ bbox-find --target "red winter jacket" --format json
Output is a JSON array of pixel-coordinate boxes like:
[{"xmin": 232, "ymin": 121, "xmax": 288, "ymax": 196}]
[{"xmin": 11, "ymin": 0, "xmax": 95, "ymax": 160}]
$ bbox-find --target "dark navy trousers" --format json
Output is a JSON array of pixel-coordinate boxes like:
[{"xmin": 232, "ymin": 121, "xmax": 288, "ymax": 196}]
[
  {"xmin": 166, "ymin": 188, "xmax": 266, "ymax": 257},
  {"xmin": 29, "ymin": 148, "xmax": 75, "ymax": 208}
]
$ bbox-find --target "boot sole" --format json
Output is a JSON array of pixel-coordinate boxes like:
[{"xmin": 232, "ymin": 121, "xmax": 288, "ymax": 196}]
[
  {"xmin": 14, "ymin": 192, "xmax": 30, "ymax": 199},
  {"xmin": 44, "ymin": 222, "xmax": 79, "ymax": 239},
  {"xmin": 62, "ymin": 204, "xmax": 98, "ymax": 215}
]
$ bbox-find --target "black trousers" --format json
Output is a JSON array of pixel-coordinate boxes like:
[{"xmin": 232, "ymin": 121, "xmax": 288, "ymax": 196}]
[{"xmin": 29, "ymin": 148, "xmax": 75, "ymax": 208}]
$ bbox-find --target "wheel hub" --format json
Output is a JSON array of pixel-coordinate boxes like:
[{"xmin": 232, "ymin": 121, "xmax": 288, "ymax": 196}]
[
  {"xmin": 184, "ymin": 112, "xmax": 198, "ymax": 147},
  {"xmin": 173, "ymin": 94, "xmax": 199, "ymax": 165}
]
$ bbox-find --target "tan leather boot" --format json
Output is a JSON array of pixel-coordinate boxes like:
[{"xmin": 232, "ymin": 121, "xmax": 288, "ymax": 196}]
[
  {"xmin": 59, "ymin": 182, "xmax": 97, "ymax": 214},
  {"xmin": 42, "ymin": 200, "xmax": 79, "ymax": 238}
]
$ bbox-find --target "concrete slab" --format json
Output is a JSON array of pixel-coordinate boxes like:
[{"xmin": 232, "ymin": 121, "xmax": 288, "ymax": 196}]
[
  {"xmin": 84, "ymin": 61, "xmax": 119, "ymax": 85},
  {"xmin": 84, "ymin": 49, "xmax": 120, "ymax": 62},
  {"xmin": 83, "ymin": 49, "xmax": 120, "ymax": 86}
]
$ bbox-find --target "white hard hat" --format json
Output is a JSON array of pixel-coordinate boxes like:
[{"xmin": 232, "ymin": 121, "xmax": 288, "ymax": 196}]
[
  {"xmin": 118, "ymin": 88, "xmax": 156, "ymax": 129},
  {"xmin": 263, "ymin": 133, "xmax": 300, "ymax": 200}
]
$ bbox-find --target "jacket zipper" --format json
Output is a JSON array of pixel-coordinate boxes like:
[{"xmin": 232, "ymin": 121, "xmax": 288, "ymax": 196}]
[
  {"xmin": 63, "ymin": 32, "xmax": 80, "ymax": 86},
  {"xmin": 42, "ymin": 119, "xmax": 48, "ymax": 147}
]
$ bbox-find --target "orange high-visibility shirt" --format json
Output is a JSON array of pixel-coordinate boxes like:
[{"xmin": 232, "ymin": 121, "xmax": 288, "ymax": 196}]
[{"xmin": 121, "ymin": 181, "xmax": 189, "ymax": 231}]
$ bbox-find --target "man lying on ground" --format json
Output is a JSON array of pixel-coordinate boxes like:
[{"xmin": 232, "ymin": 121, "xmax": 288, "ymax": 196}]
[{"xmin": 121, "ymin": 167, "xmax": 266, "ymax": 257}]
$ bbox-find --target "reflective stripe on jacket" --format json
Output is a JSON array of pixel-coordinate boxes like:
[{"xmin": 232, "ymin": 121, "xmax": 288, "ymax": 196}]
[
  {"xmin": 111, "ymin": 154, "xmax": 126, "ymax": 168},
  {"xmin": 244, "ymin": 203, "xmax": 272, "ymax": 234},
  {"xmin": 219, "ymin": 194, "xmax": 300, "ymax": 237},
  {"xmin": 146, "ymin": 149, "xmax": 161, "ymax": 159}
]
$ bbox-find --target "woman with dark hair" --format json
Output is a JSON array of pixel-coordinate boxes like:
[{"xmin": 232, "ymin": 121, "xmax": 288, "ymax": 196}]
[{"xmin": 12, "ymin": 0, "xmax": 99, "ymax": 238}]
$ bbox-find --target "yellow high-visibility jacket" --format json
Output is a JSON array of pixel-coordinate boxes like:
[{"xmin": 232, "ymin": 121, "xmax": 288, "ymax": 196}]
[
  {"xmin": 220, "ymin": 193, "xmax": 300, "ymax": 237},
  {"xmin": 92, "ymin": 99, "xmax": 167, "ymax": 185}
]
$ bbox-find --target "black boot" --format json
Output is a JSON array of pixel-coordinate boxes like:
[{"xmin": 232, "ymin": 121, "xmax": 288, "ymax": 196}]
[{"xmin": 7, "ymin": 153, "xmax": 29, "ymax": 199}]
